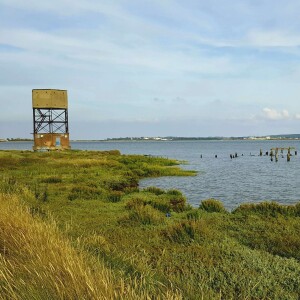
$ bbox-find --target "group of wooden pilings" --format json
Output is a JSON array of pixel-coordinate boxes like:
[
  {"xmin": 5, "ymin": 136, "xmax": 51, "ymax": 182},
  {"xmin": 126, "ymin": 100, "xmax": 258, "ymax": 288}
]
[
  {"xmin": 259, "ymin": 147, "xmax": 297, "ymax": 162},
  {"xmin": 200, "ymin": 153, "xmax": 243, "ymax": 159},
  {"xmin": 199, "ymin": 147, "xmax": 297, "ymax": 161}
]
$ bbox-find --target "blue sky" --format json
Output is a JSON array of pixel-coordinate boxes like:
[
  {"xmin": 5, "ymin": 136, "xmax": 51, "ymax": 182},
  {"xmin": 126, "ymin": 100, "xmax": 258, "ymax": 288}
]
[{"xmin": 1, "ymin": 0, "xmax": 300, "ymax": 139}]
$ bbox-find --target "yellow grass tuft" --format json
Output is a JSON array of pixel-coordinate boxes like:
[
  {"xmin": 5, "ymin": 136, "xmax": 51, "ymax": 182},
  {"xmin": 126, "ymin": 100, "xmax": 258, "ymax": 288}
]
[{"xmin": 0, "ymin": 193, "xmax": 181, "ymax": 299}]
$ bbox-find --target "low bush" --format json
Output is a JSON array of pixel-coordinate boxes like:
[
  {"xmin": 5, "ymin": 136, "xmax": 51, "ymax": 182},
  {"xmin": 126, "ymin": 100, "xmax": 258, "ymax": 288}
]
[
  {"xmin": 143, "ymin": 186, "xmax": 165, "ymax": 195},
  {"xmin": 166, "ymin": 189, "xmax": 182, "ymax": 196},
  {"xmin": 41, "ymin": 176, "xmax": 62, "ymax": 184},
  {"xmin": 107, "ymin": 191, "xmax": 124, "ymax": 203},
  {"xmin": 161, "ymin": 189, "xmax": 187, "ymax": 212},
  {"xmin": 233, "ymin": 201, "xmax": 300, "ymax": 217},
  {"xmin": 125, "ymin": 191, "xmax": 186, "ymax": 213},
  {"xmin": 68, "ymin": 185, "xmax": 104, "ymax": 201},
  {"xmin": 199, "ymin": 199, "xmax": 226, "ymax": 213},
  {"xmin": 161, "ymin": 221, "xmax": 196, "ymax": 244},
  {"xmin": 125, "ymin": 196, "xmax": 146, "ymax": 210},
  {"xmin": 120, "ymin": 204, "xmax": 165, "ymax": 226},
  {"xmin": 186, "ymin": 209, "xmax": 201, "ymax": 220},
  {"xmin": 105, "ymin": 176, "xmax": 139, "ymax": 192},
  {"xmin": 150, "ymin": 198, "xmax": 171, "ymax": 213}
]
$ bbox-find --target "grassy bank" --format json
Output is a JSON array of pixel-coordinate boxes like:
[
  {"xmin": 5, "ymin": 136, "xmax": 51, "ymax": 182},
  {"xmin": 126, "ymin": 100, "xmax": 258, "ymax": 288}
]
[{"xmin": 0, "ymin": 150, "xmax": 299, "ymax": 299}]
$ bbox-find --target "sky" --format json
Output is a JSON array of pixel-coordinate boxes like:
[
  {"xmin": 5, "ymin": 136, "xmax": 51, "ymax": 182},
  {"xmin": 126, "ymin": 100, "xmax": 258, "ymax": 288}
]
[{"xmin": 1, "ymin": 0, "xmax": 300, "ymax": 139}]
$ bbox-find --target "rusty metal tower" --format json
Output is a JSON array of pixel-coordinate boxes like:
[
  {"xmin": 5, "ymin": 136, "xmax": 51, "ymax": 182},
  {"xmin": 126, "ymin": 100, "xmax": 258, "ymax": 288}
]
[{"xmin": 32, "ymin": 89, "xmax": 70, "ymax": 151}]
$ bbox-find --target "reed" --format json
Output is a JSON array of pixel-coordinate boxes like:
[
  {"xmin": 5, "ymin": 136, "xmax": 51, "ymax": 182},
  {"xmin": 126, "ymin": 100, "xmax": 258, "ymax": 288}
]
[
  {"xmin": 0, "ymin": 193, "xmax": 181, "ymax": 299},
  {"xmin": 0, "ymin": 150, "xmax": 300, "ymax": 299}
]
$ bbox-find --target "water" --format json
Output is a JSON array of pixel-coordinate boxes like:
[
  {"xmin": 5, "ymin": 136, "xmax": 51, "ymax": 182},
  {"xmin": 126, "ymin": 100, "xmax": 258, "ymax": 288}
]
[{"xmin": 1, "ymin": 140, "xmax": 299, "ymax": 209}]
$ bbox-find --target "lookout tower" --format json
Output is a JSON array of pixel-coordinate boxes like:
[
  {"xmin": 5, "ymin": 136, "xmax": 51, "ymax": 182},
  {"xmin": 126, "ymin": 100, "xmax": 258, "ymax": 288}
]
[{"xmin": 32, "ymin": 89, "xmax": 70, "ymax": 151}]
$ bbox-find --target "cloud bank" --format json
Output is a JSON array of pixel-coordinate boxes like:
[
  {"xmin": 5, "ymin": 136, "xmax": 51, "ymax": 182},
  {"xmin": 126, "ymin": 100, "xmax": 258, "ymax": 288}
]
[
  {"xmin": 1, "ymin": 0, "xmax": 300, "ymax": 138},
  {"xmin": 262, "ymin": 108, "xmax": 300, "ymax": 121}
]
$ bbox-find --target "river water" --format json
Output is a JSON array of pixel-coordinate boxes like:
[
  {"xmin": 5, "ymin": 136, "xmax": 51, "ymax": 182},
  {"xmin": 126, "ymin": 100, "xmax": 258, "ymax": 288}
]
[{"xmin": 1, "ymin": 140, "xmax": 299, "ymax": 209}]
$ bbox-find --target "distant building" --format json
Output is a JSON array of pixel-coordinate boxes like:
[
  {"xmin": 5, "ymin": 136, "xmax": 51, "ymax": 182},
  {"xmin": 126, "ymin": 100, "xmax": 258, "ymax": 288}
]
[{"xmin": 32, "ymin": 89, "xmax": 70, "ymax": 151}]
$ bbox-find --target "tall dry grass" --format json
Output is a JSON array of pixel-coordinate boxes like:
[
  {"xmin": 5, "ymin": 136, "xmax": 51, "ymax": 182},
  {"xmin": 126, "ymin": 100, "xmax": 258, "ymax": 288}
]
[{"xmin": 0, "ymin": 193, "xmax": 181, "ymax": 300}]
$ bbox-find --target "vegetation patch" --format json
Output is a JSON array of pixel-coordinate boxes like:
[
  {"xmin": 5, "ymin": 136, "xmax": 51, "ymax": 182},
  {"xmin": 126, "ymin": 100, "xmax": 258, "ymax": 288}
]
[
  {"xmin": 233, "ymin": 201, "xmax": 300, "ymax": 217},
  {"xmin": 119, "ymin": 204, "xmax": 165, "ymax": 226},
  {"xmin": 0, "ymin": 150, "xmax": 300, "ymax": 299},
  {"xmin": 199, "ymin": 198, "xmax": 227, "ymax": 213},
  {"xmin": 161, "ymin": 221, "xmax": 196, "ymax": 244},
  {"xmin": 40, "ymin": 176, "xmax": 62, "ymax": 184},
  {"xmin": 68, "ymin": 185, "xmax": 105, "ymax": 201}
]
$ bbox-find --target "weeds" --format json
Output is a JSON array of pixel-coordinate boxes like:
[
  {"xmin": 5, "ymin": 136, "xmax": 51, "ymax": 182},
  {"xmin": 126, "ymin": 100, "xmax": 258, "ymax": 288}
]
[
  {"xmin": 119, "ymin": 204, "xmax": 165, "ymax": 226},
  {"xmin": 41, "ymin": 176, "xmax": 62, "ymax": 184},
  {"xmin": 0, "ymin": 150, "xmax": 299, "ymax": 299},
  {"xmin": 68, "ymin": 185, "xmax": 104, "ymax": 201},
  {"xmin": 161, "ymin": 221, "xmax": 196, "ymax": 244},
  {"xmin": 199, "ymin": 199, "xmax": 227, "ymax": 213},
  {"xmin": 233, "ymin": 201, "xmax": 300, "ymax": 217}
]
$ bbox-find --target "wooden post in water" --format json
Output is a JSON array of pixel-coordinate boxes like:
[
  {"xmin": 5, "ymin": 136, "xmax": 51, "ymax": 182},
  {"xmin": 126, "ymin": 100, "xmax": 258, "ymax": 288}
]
[{"xmin": 287, "ymin": 153, "xmax": 291, "ymax": 162}]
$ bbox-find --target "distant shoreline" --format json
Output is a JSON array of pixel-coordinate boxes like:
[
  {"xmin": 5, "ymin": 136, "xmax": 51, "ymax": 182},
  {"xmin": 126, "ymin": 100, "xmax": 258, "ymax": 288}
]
[{"xmin": 1, "ymin": 135, "xmax": 300, "ymax": 143}]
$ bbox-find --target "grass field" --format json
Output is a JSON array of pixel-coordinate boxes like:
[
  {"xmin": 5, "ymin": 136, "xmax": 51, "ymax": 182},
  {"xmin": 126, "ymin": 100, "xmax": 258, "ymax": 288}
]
[{"xmin": 0, "ymin": 150, "xmax": 300, "ymax": 299}]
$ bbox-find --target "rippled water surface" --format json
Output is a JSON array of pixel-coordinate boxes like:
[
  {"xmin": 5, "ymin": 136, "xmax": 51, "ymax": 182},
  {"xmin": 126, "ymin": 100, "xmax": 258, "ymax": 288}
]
[{"xmin": 1, "ymin": 140, "xmax": 299, "ymax": 209}]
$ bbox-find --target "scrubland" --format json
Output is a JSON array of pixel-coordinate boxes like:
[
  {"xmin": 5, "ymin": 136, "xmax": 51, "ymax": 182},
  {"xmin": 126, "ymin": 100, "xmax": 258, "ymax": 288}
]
[{"xmin": 0, "ymin": 150, "xmax": 299, "ymax": 299}]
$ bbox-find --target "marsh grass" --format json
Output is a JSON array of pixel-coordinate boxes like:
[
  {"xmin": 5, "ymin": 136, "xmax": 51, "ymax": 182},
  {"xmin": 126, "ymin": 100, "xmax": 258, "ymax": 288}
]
[
  {"xmin": 0, "ymin": 193, "xmax": 124, "ymax": 299},
  {"xmin": 40, "ymin": 176, "xmax": 62, "ymax": 184},
  {"xmin": 199, "ymin": 198, "xmax": 227, "ymax": 213},
  {"xmin": 119, "ymin": 204, "xmax": 165, "ymax": 226},
  {"xmin": 0, "ymin": 150, "xmax": 300, "ymax": 299},
  {"xmin": 161, "ymin": 221, "xmax": 196, "ymax": 243},
  {"xmin": 125, "ymin": 188, "xmax": 187, "ymax": 213},
  {"xmin": 0, "ymin": 193, "xmax": 182, "ymax": 300},
  {"xmin": 186, "ymin": 209, "xmax": 201, "ymax": 220},
  {"xmin": 233, "ymin": 201, "xmax": 300, "ymax": 217}
]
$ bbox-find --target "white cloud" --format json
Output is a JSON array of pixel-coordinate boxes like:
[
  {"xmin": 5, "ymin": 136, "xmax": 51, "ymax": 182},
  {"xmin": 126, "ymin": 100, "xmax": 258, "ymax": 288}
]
[
  {"xmin": 2, "ymin": 0, "xmax": 300, "ymax": 138},
  {"xmin": 261, "ymin": 108, "xmax": 300, "ymax": 120},
  {"xmin": 262, "ymin": 108, "xmax": 288, "ymax": 120}
]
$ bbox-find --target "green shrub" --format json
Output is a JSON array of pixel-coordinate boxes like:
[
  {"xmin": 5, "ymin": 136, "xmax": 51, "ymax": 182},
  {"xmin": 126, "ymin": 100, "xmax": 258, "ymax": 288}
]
[
  {"xmin": 150, "ymin": 198, "xmax": 171, "ymax": 213},
  {"xmin": 161, "ymin": 221, "xmax": 196, "ymax": 243},
  {"xmin": 199, "ymin": 199, "xmax": 226, "ymax": 213},
  {"xmin": 107, "ymin": 191, "xmax": 124, "ymax": 203},
  {"xmin": 125, "ymin": 192, "xmax": 185, "ymax": 213},
  {"xmin": 167, "ymin": 190, "xmax": 186, "ymax": 211},
  {"xmin": 125, "ymin": 196, "xmax": 146, "ymax": 210},
  {"xmin": 169, "ymin": 195, "xmax": 186, "ymax": 212},
  {"xmin": 233, "ymin": 201, "xmax": 300, "ymax": 217},
  {"xmin": 41, "ymin": 176, "xmax": 62, "ymax": 184},
  {"xmin": 186, "ymin": 209, "xmax": 201, "ymax": 220},
  {"xmin": 143, "ymin": 186, "xmax": 165, "ymax": 195},
  {"xmin": 106, "ymin": 176, "xmax": 139, "ymax": 192},
  {"xmin": 0, "ymin": 176, "xmax": 18, "ymax": 193},
  {"xmin": 68, "ymin": 185, "xmax": 104, "ymax": 201},
  {"xmin": 166, "ymin": 189, "xmax": 182, "ymax": 196},
  {"xmin": 125, "ymin": 194, "xmax": 169, "ymax": 212},
  {"xmin": 120, "ymin": 204, "xmax": 165, "ymax": 226}
]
